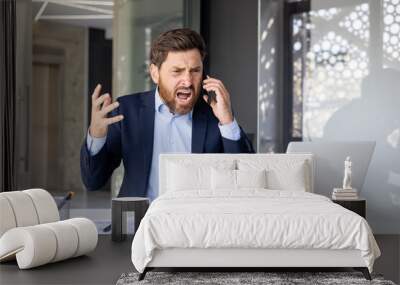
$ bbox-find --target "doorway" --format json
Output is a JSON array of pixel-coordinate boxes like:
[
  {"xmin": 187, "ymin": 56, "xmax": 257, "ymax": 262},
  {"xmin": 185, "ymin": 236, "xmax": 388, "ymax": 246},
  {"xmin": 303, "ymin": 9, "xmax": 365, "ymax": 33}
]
[{"xmin": 31, "ymin": 49, "xmax": 64, "ymax": 193}]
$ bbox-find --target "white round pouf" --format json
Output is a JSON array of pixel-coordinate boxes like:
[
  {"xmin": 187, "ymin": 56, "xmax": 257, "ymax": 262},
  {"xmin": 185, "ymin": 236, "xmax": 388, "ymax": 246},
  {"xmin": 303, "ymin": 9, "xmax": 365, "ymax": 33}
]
[
  {"xmin": 65, "ymin": 218, "xmax": 98, "ymax": 257},
  {"xmin": 1, "ymin": 191, "xmax": 39, "ymax": 227},
  {"xmin": 0, "ymin": 189, "xmax": 98, "ymax": 269},
  {"xmin": 42, "ymin": 221, "xmax": 79, "ymax": 262},
  {"xmin": 0, "ymin": 195, "xmax": 17, "ymax": 237},
  {"xmin": 0, "ymin": 225, "xmax": 57, "ymax": 269},
  {"xmin": 23, "ymin": 189, "xmax": 59, "ymax": 223}
]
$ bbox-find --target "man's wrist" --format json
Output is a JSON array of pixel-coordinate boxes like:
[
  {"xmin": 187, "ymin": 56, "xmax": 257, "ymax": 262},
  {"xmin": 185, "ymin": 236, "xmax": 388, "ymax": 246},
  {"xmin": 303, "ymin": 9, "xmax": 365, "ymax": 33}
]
[
  {"xmin": 218, "ymin": 118, "xmax": 241, "ymax": 141},
  {"xmin": 87, "ymin": 129, "xmax": 106, "ymax": 156},
  {"xmin": 89, "ymin": 126, "xmax": 107, "ymax": 139},
  {"xmin": 218, "ymin": 113, "xmax": 234, "ymax": 125}
]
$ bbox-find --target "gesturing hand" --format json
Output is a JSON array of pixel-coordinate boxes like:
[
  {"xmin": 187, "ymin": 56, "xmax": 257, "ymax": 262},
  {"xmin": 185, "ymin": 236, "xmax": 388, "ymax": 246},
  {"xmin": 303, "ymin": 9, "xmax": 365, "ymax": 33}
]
[
  {"xmin": 202, "ymin": 76, "xmax": 234, "ymax": 125},
  {"xmin": 89, "ymin": 84, "xmax": 124, "ymax": 138}
]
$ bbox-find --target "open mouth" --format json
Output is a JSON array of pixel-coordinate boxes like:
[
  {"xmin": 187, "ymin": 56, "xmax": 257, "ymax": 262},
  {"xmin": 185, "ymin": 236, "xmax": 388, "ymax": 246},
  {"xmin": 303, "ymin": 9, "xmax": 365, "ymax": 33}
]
[{"xmin": 176, "ymin": 90, "xmax": 192, "ymax": 101}]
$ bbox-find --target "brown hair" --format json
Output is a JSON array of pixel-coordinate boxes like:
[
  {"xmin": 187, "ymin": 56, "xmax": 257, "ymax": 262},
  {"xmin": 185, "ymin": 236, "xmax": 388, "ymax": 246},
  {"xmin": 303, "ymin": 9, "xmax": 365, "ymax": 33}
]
[{"xmin": 150, "ymin": 28, "xmax": 206, "ymax": 68}]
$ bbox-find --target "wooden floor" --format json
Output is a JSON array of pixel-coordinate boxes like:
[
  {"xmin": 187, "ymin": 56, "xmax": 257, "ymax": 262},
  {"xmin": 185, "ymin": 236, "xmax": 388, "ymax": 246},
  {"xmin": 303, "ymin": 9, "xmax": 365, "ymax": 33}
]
[{"xmin": 0, "ymin": 235, "xmax": 398, "ymax": 284}]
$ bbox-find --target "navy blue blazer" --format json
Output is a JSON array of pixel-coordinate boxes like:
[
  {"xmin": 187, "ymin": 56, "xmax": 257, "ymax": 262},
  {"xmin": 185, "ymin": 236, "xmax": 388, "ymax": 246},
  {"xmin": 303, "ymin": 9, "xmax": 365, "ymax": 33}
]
[{"xmin": 80, "ymin": 90, "xmax": 254, "ymax": 197}]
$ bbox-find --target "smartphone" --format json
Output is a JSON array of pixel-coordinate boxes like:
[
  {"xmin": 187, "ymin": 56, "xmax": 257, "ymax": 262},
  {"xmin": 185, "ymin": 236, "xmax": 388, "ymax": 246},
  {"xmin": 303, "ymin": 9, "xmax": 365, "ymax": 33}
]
[{"xmin": 203, "ymin": 74, "xmax": 217, "ymax": 104}]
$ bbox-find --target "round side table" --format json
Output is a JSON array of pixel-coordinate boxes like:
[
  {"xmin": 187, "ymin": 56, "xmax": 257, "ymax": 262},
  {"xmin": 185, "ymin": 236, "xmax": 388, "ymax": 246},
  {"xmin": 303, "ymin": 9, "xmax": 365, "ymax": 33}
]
[{"xmin": 111, "ymin": 197, "xmax": 149, "ymax": 242}]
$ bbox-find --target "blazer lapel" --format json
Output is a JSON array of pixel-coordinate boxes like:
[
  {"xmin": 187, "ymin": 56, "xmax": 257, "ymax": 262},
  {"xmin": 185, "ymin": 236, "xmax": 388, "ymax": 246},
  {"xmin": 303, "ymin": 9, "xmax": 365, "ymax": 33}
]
[
  {"xmin": 192, "ymin": 101, "xmax": 207, "ymax": 153},
  {"xmin": 139, "ymin": 91, "xmax": 155, "ymax": 179}
]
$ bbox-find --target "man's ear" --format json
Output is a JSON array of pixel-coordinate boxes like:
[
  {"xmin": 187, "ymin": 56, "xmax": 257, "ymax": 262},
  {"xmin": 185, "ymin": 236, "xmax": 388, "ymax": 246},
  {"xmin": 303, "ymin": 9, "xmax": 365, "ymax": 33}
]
[{"xmin": 149, "ymin": 64, "xmax": 159, "ymax": 85}]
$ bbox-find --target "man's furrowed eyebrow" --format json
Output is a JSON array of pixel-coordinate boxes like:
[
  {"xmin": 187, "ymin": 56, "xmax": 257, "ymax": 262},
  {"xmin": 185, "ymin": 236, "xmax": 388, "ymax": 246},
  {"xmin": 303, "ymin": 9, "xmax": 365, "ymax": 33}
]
[{"xmin": 170, "ymin": 65, "xmax": 202, "ymax": 71}]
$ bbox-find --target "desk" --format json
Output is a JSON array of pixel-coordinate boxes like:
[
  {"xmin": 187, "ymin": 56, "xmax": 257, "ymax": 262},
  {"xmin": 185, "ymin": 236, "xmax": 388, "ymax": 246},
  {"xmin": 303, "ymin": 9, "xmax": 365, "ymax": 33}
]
[{"xmin": 0, "ymin": 236, "xmax": 133, "ymax": 285}]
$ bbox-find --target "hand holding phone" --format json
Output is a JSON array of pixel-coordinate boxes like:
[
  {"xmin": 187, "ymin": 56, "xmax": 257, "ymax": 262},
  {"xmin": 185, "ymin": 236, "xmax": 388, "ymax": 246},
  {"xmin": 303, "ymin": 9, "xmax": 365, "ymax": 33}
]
[
  {"xmin": 203, "ymin": 74, "xmax": 217, "ymax": 105},
  {"xmin": 202, "ymin": 75, "xmax": 234, "ymax": 125}
]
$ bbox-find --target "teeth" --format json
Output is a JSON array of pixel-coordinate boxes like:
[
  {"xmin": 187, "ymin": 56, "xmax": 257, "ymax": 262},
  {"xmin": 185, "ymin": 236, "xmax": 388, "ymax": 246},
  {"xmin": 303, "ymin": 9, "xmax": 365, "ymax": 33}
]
[{"xmin": 177, "ymin": 92, "xmax": 190, "ymax": 100}]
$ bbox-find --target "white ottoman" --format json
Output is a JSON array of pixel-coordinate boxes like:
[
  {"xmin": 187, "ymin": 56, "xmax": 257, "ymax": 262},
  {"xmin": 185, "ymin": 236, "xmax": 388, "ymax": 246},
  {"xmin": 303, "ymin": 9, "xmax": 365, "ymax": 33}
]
[{"xmin": 0, "ymin": 189, "xmax": 98, "ymax": 269}]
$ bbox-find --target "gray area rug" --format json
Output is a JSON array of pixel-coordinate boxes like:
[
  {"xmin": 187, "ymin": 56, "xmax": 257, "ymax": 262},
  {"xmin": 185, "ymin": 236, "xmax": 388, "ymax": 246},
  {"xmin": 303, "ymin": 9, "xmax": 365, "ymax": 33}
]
[{"xmin": 116, "ymin": 271, "xmax": 396, "ymax": 285}]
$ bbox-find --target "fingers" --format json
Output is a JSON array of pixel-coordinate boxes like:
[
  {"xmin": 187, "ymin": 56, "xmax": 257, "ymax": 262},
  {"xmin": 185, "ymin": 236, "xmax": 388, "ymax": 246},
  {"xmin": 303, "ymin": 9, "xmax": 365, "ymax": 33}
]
[
  {"xmin": 89, "ymin": 84, "xmax": 123, "ymax": 136},
  {"xmin": 93, "ymin": 93, "xmax": 111, "ymax": 109},
  {"xmin": 91, "ymin": 84, "xmax": 121, "ymax": 119},
  {"xmin": 203, "ymin": 83, "xmax": 228, "ymax": 104},
  {"xmin": 91, "ymin": 84, "xmax": 114, "ymax": 111},
  {"xmin": 203, "ymin": 76, "xmax": 229, "ymax": 94},
  {"xmin": 100, "ymin": 101, "xmax": 119, "ymax": 115},
  {"xmin": 103, "ymin": 95, "xmax": 111, "ymax": 108},
  {"xmin": 91, "ymin": 84, "xmax": 102, "ymax": 100},
  {"xmin": 204, "ymin": 83, "xmax": 228, "ymax": 97},
  {"xmin": 105, "ymin": 115, "xmax": 124, "ymax": 125},
  {"xmin": 203, "ymin": 78, "xmax": 229, "ymax": 103},
  {"xmin": 203, "ymin": 76, "xmax": 233, "ymax": 124},
  {"xmin": 203, "ymin": 82, "xmax": 224, "ymax": 93},
  {"xmin": 203, "ymin": 95, "xmax": 217, "ymax": 108}
]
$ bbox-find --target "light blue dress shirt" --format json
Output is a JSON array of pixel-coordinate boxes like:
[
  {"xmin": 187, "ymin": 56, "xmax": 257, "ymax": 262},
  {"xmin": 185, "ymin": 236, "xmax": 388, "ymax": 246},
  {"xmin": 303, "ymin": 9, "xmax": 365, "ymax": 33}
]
[{"xmin": 87, "ymin": 88, "xmax": 241, "ymax": 201}]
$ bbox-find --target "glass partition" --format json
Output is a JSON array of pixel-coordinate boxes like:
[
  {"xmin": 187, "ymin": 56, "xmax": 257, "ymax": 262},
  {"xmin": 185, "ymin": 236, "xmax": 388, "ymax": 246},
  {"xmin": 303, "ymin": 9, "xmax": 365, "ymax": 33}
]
[
  {"xmin": 112, "ymin": 0, "xmax": 187, "ymax": 198},
  {"xmin": 257, "ymin": 0, "xmax": 281, "ymax": 153},
  {"xmin": 283, "ymin": 0, "xmax": 398, "ymax": 233},
  {"xmin": 259, "ymin": 0, "xmax": 400, "ymax": 233}
]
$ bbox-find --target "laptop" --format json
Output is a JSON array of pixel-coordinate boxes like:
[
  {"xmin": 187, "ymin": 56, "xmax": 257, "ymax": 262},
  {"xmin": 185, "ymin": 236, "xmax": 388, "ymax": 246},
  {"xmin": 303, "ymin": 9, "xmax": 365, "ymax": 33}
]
[{"xmin": 286, "ymin": 141, "xmax": 375, "ymax": 197}]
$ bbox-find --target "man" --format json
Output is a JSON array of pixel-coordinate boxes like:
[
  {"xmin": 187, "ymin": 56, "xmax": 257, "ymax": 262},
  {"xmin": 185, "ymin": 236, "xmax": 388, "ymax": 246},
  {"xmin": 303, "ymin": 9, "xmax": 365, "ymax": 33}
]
[{"xmin": 80, "ymin": 28, "xmax": 254, "ymax": 200}]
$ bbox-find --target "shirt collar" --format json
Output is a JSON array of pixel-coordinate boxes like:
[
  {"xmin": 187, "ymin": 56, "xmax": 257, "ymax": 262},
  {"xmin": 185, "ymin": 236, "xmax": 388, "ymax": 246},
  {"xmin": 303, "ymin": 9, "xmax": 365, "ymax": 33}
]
[
  {"xmin": 155, "ymin": 87, "xmax": 193, "ymax": 120},
  {"xmin": 155, "ymin": 87, "xmax": 164, "ymax": 113}
]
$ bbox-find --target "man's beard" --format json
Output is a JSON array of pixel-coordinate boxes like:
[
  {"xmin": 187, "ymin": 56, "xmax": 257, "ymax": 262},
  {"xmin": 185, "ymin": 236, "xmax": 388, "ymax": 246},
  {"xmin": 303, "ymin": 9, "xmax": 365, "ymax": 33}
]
[{"xmin": 158, "ymin": 78, "xmax": 200, "ymax": 115}]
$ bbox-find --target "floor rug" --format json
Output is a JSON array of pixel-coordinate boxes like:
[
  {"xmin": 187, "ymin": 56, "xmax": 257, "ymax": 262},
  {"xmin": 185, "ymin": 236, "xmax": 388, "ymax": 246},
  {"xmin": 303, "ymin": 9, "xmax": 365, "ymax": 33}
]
[{"xmin": 116, "ymin": 271, "xmax": 396, "ymax": 285}]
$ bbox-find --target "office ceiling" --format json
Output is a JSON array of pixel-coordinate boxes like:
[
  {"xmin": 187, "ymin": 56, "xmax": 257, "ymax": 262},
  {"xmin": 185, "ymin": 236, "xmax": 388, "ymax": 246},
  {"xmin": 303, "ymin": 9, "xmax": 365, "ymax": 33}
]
[{"xmin": 32, "ymin": 0, "xmax": 113, "ymax": 36}]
